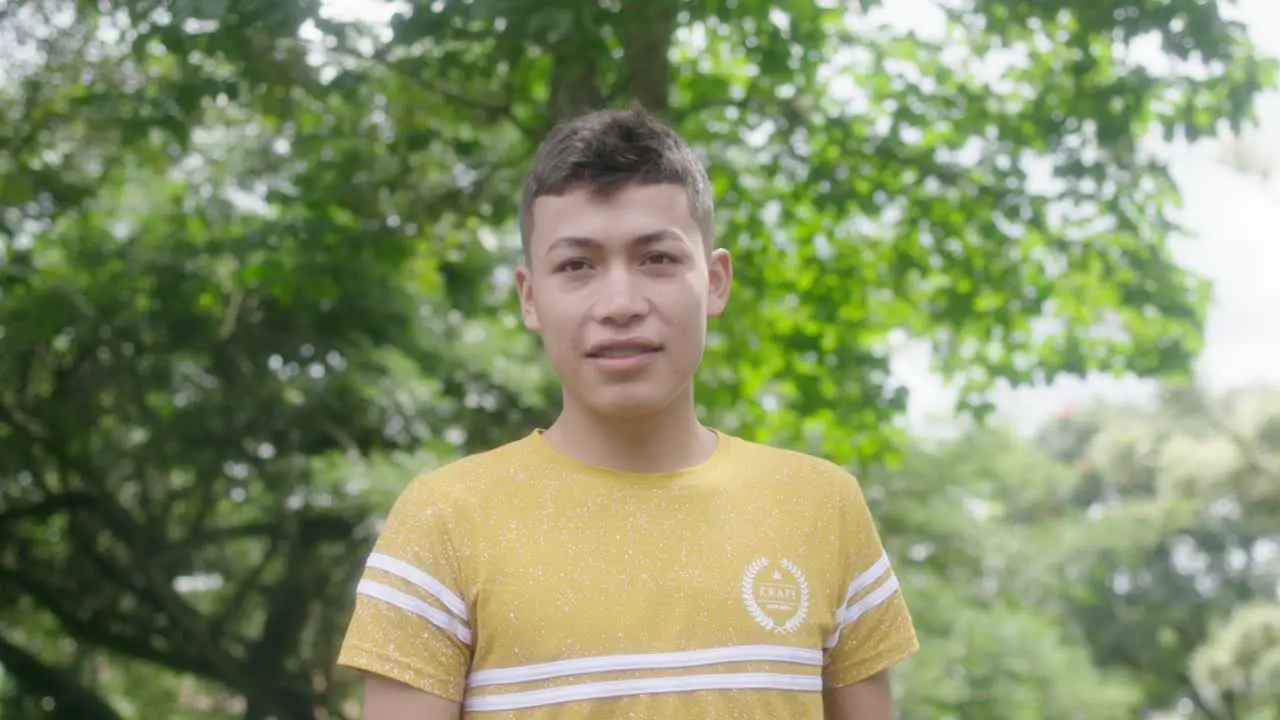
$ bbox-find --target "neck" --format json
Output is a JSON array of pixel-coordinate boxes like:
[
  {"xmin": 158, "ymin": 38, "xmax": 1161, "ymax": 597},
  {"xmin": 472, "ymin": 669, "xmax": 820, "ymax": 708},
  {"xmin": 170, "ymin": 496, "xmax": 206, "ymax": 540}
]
[{"xmin": 542, "ymin": 394, "xmax": 717, "ymax": 474}]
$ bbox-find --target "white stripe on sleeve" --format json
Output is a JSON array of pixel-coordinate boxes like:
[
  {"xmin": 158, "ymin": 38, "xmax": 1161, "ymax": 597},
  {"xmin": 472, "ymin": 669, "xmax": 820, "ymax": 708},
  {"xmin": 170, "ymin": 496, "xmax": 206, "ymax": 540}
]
[
  {"xmin": 357, "ymin": 579, "xmax": 473, "ymax": 645},
  {"xmin": 365, "ymin": 551, "xmax": 468, "ymax": 620}
]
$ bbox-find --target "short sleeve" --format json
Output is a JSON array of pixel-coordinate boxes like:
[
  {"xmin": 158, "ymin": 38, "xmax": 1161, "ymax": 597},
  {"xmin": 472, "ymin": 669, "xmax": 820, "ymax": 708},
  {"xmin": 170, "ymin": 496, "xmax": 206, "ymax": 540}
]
[
  {"xmin": 336, "ymin": 477, "xmax": 472, "ymax": 701},
  {"xmin": 822, "ymin": 474, "xmax": 919, "ymax": 688}
]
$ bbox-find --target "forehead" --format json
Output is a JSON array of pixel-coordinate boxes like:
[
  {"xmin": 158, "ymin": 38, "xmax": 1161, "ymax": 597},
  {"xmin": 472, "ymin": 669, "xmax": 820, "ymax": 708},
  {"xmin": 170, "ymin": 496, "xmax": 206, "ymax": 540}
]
[{"xmin": 527, "ymin": 183, "xmax": 702, "ymax": 254}]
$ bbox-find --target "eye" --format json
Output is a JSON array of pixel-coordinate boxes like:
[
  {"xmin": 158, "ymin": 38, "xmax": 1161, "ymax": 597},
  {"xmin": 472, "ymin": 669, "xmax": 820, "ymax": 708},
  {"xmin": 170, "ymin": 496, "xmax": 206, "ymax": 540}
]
[
  {"xmin": 555, "ymin": 258, "xmax": 591, "ymax": 273},
  {"xmin": 644, "ymin": 252, "xmax": 679, "ymax": 265}
]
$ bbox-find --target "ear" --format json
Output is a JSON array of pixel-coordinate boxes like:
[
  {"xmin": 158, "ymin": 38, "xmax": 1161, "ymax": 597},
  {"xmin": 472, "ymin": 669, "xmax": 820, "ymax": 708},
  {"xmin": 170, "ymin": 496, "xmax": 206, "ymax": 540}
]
[
  {"xmin": 515, "ymin": 265, "xmax": 541, "ymax": 331},
  {"xmin": 705, "ymin": 248, "xmax": 733, "ymax": 318}
]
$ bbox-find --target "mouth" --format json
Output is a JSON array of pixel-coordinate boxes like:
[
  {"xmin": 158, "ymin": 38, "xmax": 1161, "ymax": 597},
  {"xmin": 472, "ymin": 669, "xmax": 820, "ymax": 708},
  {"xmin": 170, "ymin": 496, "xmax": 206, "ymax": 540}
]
[{"xmin": 586, "ymin": 341, "xmax": 663, "ymax": 359}]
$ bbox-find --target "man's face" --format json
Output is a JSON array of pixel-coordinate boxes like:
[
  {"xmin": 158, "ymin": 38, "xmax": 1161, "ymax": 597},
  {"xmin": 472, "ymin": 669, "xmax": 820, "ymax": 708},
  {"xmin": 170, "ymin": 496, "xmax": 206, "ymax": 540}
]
[{"xmin": 516, "ymin": 183, "xmax": 732, "ymax": 420}]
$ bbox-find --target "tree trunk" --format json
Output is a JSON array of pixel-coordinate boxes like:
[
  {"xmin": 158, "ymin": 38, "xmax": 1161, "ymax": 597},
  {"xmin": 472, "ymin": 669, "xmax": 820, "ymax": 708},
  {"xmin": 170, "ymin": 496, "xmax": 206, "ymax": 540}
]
[
  {"xmin": 619, "ymin": 0, "xmax": 678, "ymax": 115},
  {"xmin": 549, "ymin": 22, "xmax": 604, "ymax": 122}
]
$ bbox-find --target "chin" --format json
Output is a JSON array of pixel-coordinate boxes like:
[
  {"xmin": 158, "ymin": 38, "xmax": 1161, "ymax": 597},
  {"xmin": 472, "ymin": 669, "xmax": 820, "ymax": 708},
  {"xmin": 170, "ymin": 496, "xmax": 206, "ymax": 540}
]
[
  {"xmin": 577, "ymin": 386, "xmax": 681, "ymax": 421},
  {"xmin": 587, "ymin": 396, "xmax": 670, "ymax": 420}
]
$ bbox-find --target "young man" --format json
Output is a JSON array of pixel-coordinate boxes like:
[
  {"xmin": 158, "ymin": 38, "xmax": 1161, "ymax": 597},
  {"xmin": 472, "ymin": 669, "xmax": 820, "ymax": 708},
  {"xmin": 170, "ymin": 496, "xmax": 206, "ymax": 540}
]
[{"xmin": 336, "ymin": 107, "xmax": 918, "ymax": 719}]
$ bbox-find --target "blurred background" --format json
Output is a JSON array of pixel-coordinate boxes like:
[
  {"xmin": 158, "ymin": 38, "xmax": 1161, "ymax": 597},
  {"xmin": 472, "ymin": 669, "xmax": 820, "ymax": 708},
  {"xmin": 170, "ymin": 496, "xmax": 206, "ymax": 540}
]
[{"xmin": 2, "ymin": 0, "xmax": 1279, "ymax": 718}]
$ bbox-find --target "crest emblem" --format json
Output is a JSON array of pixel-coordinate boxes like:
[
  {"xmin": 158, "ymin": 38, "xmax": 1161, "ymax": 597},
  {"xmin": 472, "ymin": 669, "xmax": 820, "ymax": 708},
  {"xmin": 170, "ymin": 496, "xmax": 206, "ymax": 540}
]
[{"xmin": 741, "ymin": 557, "xmax": 810, "ymax": 633}]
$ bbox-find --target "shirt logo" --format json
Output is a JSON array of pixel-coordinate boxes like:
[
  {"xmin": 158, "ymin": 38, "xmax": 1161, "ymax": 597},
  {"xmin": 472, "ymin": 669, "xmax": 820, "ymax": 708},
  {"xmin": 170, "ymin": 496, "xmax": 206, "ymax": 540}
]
[{"xmin": 741, "ymin": 557, "xmax": 810, "ymax": 633}]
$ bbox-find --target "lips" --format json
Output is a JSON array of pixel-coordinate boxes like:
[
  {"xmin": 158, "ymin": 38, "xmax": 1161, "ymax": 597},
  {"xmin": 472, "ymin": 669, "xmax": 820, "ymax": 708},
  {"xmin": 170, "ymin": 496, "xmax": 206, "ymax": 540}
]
[{"xmin": 586, "ymin": 339, "xmax": 662, "ymax": 358}]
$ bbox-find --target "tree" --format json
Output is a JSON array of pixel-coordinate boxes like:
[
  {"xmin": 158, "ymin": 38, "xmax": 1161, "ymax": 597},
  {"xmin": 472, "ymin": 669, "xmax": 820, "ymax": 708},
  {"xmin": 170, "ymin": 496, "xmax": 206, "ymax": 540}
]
[
  {"xmin": 863, "ymin": 430, "xmax": 1143, "ymax": 719},
  {"xmin": 1, "ymin": 0, "xmax": 1274, "ymax": 716},
  {"xmin": 1191, "ymin": 602, "xmax": 1280, "ymax": 720},
  {"xmin": 865, "ymin": 383, "xmax": 1280, "ymax": 720},
  {"xmin": 1034, "ymin": 384, "xmax": 1280, "ymax": 718}
]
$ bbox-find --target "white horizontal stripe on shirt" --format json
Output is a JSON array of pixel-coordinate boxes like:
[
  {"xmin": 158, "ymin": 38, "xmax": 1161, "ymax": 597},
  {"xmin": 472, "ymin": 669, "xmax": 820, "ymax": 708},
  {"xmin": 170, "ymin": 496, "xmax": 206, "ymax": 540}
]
[
  {"xmin": 365, "ymin": 552, "xmax": 468, "ymax": 621},
  {"xmin": 463, "ymin": 671, "xmax": 822, "ymax": 712},
  {"xmin": 467, "ymin": 644, "xmax": 823, "ymax": 688},
  {"xmin": 835, "ymin": 566, "xmax": 899, "ymax": 628},
  {"xmin": 840, "ymin": 550, "xmax": 891, "ymax": 608},
  {"xmin": 824, "ymin": 573, "xmax": 901, "ymax": 649},
  {"xmin": 356, "ymin": 579, "xmax": 472, "ymax": 645}
]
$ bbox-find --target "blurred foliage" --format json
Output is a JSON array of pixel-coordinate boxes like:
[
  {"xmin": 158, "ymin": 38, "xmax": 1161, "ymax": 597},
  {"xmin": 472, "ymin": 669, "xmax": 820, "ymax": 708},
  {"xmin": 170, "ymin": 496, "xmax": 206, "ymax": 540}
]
[
  {"xmin": 1, "ymin": 0, "xmax": 1277, "ymax": 718},
  {"xmin": 1033, "ymin": 385, "xmax": 1280, "ymax": 719}
]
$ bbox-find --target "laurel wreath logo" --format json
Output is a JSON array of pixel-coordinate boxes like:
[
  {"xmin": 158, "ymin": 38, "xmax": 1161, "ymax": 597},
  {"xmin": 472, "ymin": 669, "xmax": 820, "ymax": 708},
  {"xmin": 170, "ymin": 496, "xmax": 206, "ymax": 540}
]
[
  {"xmin": 741, "ymin": 556, "xmax": 810, "ymax": 634},
  {"xmin": 741, "ymin": 557, "xmax": 772, "ymax": 630}
]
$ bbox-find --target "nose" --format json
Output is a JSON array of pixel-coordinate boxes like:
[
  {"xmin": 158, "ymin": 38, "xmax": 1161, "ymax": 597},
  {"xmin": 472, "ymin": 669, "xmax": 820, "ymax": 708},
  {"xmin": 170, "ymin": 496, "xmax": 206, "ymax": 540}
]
[{"xmin": 591, "ymin": 269, "xmax": 648, "ymax": 326}]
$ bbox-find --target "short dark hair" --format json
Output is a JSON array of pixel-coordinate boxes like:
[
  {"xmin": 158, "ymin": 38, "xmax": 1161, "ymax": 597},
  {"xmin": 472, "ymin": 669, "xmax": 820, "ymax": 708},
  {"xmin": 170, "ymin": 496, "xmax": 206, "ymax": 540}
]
[{"xmin": 519, "ymin": 106, "xmax": 715, "ymax": 256}]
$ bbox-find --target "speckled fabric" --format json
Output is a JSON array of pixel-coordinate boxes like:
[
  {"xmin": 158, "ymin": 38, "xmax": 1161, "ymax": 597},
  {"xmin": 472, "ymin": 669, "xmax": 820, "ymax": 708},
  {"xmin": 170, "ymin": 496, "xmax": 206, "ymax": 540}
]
[{"xmin": 336, "ymin": 430, "xmax": 918, "ymax": 718}]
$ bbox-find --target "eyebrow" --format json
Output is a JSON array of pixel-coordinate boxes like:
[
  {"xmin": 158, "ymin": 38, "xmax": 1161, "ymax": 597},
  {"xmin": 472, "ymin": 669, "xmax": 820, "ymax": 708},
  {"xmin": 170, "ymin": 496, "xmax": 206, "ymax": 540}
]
[{"xmin": 544, "ymin": 229, "xmax": 686, "ymax": 256}]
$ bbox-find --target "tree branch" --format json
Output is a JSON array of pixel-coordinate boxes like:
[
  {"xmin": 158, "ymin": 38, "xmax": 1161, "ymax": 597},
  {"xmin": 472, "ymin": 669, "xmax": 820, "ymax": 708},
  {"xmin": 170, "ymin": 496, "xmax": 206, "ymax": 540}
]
[
  {"xmin": 0, "ymin": 631, "xmax": 124, "ymax": 720},
  {"xmin": 0, "ymin": 492, "xmax": 95, "ymax": 527},
  {"xmin": 0, "ymin": 567, "xmax": 207, "ymax": 678}
]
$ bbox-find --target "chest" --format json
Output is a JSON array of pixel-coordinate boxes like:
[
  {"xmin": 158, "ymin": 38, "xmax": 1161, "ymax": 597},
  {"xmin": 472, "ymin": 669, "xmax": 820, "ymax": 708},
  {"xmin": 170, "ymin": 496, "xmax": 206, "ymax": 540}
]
[{"xmin": 467, "ymin": 487, "xmax": 844, "ymax": 666}]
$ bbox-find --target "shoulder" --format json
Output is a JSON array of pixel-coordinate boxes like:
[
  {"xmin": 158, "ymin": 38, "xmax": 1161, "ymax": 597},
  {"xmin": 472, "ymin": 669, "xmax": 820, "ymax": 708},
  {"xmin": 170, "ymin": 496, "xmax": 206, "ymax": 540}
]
[
  {"xmin": 369, "ymin": 435, "xmax": 537, "ymax": 571},
  {"xmin": 386, "ymin": 433, "xmax": 537, "ymax": 515},
  {"xmin": 723, "ymin": 433, "xmax": 865, "ymax": 501}
]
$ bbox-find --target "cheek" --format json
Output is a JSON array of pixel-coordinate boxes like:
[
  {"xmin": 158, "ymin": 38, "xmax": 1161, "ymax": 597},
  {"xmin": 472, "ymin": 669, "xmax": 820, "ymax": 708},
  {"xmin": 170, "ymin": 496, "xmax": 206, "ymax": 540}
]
[
  {"xmin": 665, "ymin": 293, "xmax": 709, "ymax": 348},
  {"xmin": 533, "ymin": 296, "xmax": 581, "ymax": 345},
  {"xmin": 670, "ymin": 282, "xmax": 710, "ymax": 321}
]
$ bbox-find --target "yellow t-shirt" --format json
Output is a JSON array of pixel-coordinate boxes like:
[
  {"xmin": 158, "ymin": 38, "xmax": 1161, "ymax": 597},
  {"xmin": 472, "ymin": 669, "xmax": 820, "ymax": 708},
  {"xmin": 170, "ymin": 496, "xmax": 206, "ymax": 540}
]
[{"xmin": 337, "ymin": 430, "xmax": 918, "ymax": 718}]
